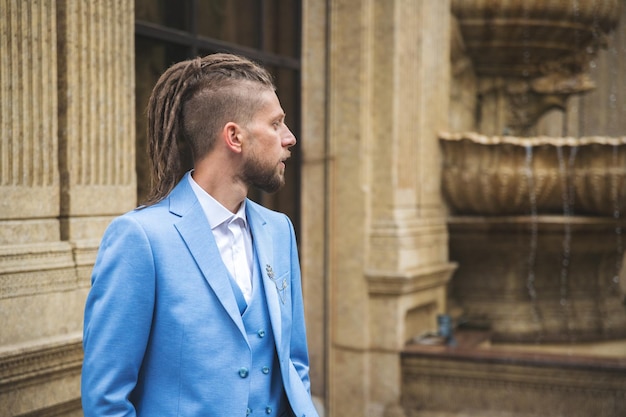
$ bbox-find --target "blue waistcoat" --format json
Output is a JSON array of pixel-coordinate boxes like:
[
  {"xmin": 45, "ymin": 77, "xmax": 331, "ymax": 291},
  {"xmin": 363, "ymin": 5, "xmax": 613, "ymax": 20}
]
[{"xmin": 229, "ymin": 257, "xmax": 289, "ymax": 417}]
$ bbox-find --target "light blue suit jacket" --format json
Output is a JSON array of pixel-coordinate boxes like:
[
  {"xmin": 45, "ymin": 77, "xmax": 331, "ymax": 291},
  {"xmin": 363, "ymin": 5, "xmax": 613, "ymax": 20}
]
[{"xmin": 82, "ymin": 176, "xmax": 318, "ymax": 417}]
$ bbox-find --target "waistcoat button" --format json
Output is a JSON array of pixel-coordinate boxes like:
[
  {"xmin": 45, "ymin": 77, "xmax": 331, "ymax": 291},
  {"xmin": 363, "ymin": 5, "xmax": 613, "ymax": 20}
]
[
  {"xmin": 238, "ymin": 367, "xmax": 249, "ymax": 378},
  {"xmin": 257, "ymin": 329, "xmax": 266, "ymax": 338},
  {"xmin": 265, "ymin": 406, "xmax": 272, "ymax": 414},
  {"xmin": 262, "ymin": 366, "xmax": 270, "ymax": 374}
]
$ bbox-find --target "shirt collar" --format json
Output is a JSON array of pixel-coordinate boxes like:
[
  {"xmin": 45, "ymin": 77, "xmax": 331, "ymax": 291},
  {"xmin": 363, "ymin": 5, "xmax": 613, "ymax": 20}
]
[{"xmin": 187, "ymin": 171, "xmax": 248, "ymax": 230}]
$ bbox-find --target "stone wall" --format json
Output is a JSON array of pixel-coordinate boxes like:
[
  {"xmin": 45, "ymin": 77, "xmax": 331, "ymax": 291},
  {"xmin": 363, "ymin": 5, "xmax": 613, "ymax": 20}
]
[{"xmin": 301, "ymin": 1, "xmax": 456, "ymax": 415}]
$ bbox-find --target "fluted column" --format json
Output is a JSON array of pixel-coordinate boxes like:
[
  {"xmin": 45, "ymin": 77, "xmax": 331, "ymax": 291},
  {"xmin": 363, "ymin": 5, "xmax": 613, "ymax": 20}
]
[
  {"xmin": 0, "ymin": 0, "xmax": 80, "ymax": 346},
  {"xmin": 57, "ymin": 0, "xmax": 135, "ymax": 260},
  {"xmin": 0, "ymin": 1, "xmax": 135, "ymax": 415},
  {"xmin": 0, "ymin": 0, "xmax": 60, "ymax": 241},
  {"xmin": 56, "ymin": 0, "xmax": 136, "ymax": 287},
  {"xmin": 0, "ymin": 1, "xmax": 83, "ymax": 415}
]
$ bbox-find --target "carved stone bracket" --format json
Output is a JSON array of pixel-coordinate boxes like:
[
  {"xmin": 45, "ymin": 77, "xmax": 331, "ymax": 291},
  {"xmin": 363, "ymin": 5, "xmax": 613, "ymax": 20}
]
[
  {"xmin": 479, "ymin": 73, "xmax": 596, "ymax": 135},
  {"xmin": 366, "ymin": 263, "xmax": 456, "ymax": 297}
]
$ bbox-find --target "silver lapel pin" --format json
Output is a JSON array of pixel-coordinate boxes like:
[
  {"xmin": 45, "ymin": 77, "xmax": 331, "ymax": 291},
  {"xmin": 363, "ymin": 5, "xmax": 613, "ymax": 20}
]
[{"xmin": 266, "ymin": 264, "xmax": 287, "ymax": 304}]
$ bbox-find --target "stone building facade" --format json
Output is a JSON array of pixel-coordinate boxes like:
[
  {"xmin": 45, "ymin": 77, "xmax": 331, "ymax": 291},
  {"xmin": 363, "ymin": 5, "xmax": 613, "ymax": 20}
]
[{"xmin": 2, "ymin": 1, "xmax": 625, "ymax": 417}]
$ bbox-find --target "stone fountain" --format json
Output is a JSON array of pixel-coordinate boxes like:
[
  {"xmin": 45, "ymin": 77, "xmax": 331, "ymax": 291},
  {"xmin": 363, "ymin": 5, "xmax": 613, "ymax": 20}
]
[
  {"xmin": 441, "ymin": 0, "xmax": 626, "ymax": 343},
  {"xmin": 401, "ymin": 1, "xmax": 626, "ymax": 416},
  {"xmin": 441, "ymin": 131, "xmax": 626, "ymax": 342}
]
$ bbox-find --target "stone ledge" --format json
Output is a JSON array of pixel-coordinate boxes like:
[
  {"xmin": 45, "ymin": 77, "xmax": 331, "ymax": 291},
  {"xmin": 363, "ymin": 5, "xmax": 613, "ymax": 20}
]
[
  {"xmin": 19, "ymin": 398, "xmax": 82, "ymax": 417},
  {"xmin": 366, "ymin": 262, "xmax": 457, "ymax": 296},
  {"xmin": 0, "ymin": 333, "xmax": 83, "ymax": 392},
  {"xmin": 0, "ymin": 239, "xmax": 100, "ymax": 298},
  {"xmin": 0, "ymin": 242, "xmax": 75, "ymax": 275},
  {"xmin": 402, "ymin": 330, "xmax": 626, "ymax": 416}
]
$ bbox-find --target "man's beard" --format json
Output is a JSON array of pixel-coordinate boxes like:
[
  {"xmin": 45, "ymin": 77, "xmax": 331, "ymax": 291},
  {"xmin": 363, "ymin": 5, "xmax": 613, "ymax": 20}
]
[{"xmin": 241, "ymin": 154, "xmax": 285, "ymax": 194}]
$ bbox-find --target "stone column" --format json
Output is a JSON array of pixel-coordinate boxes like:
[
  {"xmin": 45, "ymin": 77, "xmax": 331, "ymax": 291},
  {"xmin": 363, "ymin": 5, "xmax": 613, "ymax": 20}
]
[
  {"xmin": 0, "ymin": 1, "xmax": 83, "ymax": 415},
  {"xmin": 325, "ymin": 0, "xmax": 370, "ymax": 414},
  {"xmin": 0, "ymin": 1, "xmax": 135, "ymax": 415},
  {"xmin": 301, "ymin": 0, "xmax": 329, "ymax": 412},
  {"xmin": 57, "ymin": 0, "xmax": 136, "ymax": 281},
  {"xmin": 326, "ymin": 1, "xmax": 454, "ymax": 416},
  {"xmin": 365, "ymin": 1, "xmax": 455, "ymax": 415}
]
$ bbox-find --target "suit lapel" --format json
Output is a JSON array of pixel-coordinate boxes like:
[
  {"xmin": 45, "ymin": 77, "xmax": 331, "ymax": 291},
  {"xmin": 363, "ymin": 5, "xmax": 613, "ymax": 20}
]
[
  {"xmin": 169, "ymin": 177, "xmax": 248, "ymax": 342},
  {"xmin": 247, "ymin": 202, "xmax": 283, "ymax": 351}
]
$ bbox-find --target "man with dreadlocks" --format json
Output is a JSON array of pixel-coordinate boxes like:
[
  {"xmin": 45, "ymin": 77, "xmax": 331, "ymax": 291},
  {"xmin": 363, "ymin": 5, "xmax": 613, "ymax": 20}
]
[{"xmin": 81, "ymin": 53, "xmax": 319, "ymax": 417}]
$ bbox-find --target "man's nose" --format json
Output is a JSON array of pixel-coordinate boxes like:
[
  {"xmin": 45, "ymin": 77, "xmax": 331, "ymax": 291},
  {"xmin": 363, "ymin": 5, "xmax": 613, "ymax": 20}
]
[{"xmin": 283, "ymin": 126, "xmax": 297, "ymax": 148}]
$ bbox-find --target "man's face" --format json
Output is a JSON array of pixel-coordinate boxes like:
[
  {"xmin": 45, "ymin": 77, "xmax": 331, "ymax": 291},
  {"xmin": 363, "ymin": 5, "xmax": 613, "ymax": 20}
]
[{"xmin": 240, "ymin": 90, "xmax": 296, "ymax": 193}]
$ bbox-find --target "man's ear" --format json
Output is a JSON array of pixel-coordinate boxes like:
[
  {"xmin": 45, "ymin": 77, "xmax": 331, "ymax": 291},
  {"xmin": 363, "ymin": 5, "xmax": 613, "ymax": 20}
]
[{"xmin": 222, "ymin": 122, "xmax": 243, "ymax": 153}]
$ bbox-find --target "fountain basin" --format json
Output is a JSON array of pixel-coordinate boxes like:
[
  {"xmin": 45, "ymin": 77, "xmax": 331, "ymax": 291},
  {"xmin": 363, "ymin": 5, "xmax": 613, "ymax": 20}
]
[
  {"xmin": 448, "ymin": 216, "xmax": 626, "ymax": 343},
  {"xmin": 441, "ymin": 132, "xmax": 626, "ymax": 342},
  {"xmin": 440, "ymin": 132, "xmax": 626, "ymax": 216}
]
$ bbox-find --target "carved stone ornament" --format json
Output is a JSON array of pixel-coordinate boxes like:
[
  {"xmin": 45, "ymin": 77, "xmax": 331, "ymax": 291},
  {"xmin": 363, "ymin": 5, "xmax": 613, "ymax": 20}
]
[{"xmin": 452, "ymin": 0, "xmax": 621, "ymax": 135}]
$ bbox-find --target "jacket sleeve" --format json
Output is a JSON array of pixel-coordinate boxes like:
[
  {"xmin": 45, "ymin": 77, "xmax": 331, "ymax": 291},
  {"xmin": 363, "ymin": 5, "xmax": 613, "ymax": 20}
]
[{"xmin": 81, "ymin": 215, "xmax": 156, "ymax": 417}]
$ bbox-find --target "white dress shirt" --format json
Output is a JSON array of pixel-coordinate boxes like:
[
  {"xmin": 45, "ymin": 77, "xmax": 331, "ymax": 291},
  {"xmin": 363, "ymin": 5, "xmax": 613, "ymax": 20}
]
[{"xmin": 188, "ymin": 173, "xmax": 253, "ymax": 303}]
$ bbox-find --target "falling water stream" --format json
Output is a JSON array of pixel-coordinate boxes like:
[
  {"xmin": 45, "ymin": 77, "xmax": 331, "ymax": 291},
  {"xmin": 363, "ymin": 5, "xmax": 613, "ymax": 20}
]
[
  {"xmin": 612, "ymin": 145, "xmax": 623, "ymax": 285},
  {"xmin": 556, "ymin": 145, "xmax": 578, "ymax": 337},
  {"xmin": 607, "ymin": 144, "xmax": 624, "ymax": 331},
  {"xmin": 524, "ymin": 145, "xmax": 542, "ymax": 329}
]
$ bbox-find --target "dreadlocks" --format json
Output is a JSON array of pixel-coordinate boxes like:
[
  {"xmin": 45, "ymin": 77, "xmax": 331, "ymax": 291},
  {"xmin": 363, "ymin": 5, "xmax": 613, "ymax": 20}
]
[{"xmin": 143, "ymin": 53, "xmax": 276, "ymax": 206}]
